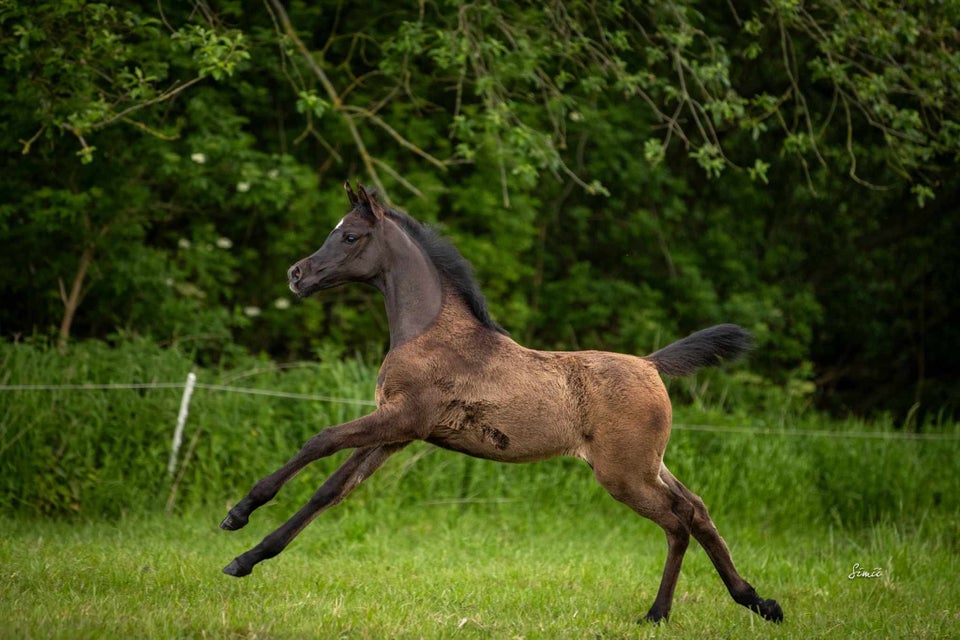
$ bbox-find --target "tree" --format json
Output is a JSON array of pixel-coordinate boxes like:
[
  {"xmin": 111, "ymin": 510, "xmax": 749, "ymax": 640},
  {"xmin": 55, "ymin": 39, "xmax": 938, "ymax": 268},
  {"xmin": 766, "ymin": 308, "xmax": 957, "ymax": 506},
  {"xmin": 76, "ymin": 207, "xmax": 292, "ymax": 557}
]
[{"xmin": 2, "ymin": 0, "xmax": 958, "ymax": 418}]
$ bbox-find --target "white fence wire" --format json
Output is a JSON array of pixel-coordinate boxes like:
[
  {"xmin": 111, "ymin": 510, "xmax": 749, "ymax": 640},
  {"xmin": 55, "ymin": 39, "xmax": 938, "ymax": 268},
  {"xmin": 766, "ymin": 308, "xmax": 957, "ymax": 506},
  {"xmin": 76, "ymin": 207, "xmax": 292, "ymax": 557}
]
[{"xmin": 2, "ymin": 371, "xmax": 958, "ymax": 482}]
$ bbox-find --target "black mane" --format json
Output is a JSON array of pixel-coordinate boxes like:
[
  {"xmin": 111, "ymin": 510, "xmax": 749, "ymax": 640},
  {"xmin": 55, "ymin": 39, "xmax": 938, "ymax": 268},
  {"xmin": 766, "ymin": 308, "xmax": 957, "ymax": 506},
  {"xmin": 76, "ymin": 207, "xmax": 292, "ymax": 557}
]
[{"xmin": 353, "ymin": 200, "xmax": 508, "ymax": 336}]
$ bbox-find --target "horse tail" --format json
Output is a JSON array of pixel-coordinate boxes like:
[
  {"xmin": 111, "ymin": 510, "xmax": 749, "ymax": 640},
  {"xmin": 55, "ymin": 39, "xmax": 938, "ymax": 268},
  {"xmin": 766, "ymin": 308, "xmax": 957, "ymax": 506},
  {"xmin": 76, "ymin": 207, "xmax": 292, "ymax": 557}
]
[{"xmin": 645, "ymin": 324, "xmax": 754, "ymax": 377}]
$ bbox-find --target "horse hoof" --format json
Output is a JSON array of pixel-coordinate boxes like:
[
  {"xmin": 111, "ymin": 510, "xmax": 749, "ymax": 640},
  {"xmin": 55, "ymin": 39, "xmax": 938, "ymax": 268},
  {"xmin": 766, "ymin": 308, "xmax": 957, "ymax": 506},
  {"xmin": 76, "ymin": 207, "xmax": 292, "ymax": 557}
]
[
  {"xmin": 756, "ymin": 598, "xmax": 784, "ymax": 623},
  {"xmin": 220, "ymin": 512, "xmax": 248, "ymax": 531},
  {"xmin": 639, "ymin": 610, "xmax": 668, "ymax": 625},
  {"xmin": 222, "ymin": 558, "xmax": 252, "ymax": 578}
]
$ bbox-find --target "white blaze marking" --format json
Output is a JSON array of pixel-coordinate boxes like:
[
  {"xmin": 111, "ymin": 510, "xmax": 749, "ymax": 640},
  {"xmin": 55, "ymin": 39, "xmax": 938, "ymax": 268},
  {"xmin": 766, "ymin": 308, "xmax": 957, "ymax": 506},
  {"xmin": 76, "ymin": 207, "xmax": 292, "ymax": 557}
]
[{"xmin": 335, "ymin": 216, "xmax": 346, "ymax": 230}]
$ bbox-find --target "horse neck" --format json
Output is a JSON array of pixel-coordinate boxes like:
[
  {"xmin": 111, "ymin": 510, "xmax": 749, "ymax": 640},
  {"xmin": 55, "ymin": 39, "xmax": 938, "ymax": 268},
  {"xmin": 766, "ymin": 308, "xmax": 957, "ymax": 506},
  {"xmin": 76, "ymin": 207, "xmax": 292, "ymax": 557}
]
[{"xmin": 372, "ymin": 220, "xmax": 444, "ymax": 349}]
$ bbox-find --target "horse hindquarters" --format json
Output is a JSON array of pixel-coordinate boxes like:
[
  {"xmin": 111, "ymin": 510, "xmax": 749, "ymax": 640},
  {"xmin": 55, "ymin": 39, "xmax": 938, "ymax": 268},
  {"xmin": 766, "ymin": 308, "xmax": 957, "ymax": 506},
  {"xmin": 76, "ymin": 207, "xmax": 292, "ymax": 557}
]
[{"xmin": 582, "ymin": 365, "xmax": 782, "ymax": 623}]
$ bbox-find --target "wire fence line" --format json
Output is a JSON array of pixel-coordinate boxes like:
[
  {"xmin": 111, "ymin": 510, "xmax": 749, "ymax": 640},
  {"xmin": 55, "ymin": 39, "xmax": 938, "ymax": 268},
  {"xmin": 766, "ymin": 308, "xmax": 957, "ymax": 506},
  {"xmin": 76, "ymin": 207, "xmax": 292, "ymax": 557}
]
[
  {"xmin": 0, "ymin": 381, "xmax": 379, "ymax": 406},
  {"xmin": 668, "ymin": 423, "xmax": 958, "ymax": 441},
  {"xmin": 1, "ymin": 382, "xmax": 190, "ymax": 391},
  {"xmin": 1, "ymin": 379, "xmax": 958, "ymax": 442}
]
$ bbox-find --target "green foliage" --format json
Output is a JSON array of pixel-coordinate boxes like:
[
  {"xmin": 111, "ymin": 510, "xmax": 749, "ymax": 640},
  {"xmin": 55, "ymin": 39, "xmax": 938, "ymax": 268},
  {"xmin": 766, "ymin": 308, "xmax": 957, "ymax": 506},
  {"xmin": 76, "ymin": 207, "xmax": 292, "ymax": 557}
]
[
  {"xmin": 1, "ymin": 0, "xmax": 958, "ymax": 417},
  {"xmin": 0, "ymin": 1, "xmax": 248, "ymax": 160},
  {"xmin": 2, "ymin": 340, "xmax": 957, "ymax": 534},
  {"xmin": 0, "ymin": 339, "xmax": 376, "ymax": 517}
]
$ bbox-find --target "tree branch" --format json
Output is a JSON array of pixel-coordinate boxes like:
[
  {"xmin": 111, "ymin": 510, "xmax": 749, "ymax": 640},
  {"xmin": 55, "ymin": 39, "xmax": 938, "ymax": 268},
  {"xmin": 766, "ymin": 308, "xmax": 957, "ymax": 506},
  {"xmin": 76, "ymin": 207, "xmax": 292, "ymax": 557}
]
[
  {"xmin": 264, "ymin": 0, "xmax": 385, "ymax": 195},
  {"xmin": 341, "ymin": 105, "xmax": 448, "ymax": 171}
]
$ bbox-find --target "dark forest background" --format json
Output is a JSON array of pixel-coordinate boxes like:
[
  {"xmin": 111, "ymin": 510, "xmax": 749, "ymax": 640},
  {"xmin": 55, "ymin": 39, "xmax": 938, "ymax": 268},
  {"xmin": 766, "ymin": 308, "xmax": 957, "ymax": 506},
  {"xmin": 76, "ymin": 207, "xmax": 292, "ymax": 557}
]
[{"xmin": 2, "ymin": 0, "xmax": 958, "ymax": 422}]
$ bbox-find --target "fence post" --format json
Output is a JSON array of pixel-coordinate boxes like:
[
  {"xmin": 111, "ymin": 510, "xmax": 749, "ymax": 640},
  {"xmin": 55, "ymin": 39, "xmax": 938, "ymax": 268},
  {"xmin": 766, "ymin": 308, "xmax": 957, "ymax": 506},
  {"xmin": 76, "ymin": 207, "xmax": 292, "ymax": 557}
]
[{"xmin": 168, "ymin": 371, "xmax": 197, "ymax": 477}]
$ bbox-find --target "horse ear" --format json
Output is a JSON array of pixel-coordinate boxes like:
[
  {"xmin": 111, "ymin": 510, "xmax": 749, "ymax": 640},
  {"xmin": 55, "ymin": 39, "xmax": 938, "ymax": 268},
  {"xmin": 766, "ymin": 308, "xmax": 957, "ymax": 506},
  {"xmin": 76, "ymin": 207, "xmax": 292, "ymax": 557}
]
[
  {"xmin": 344, "ymin": 181, "xmax": 359, "ymax": 206},
  {"xmin": 356, "ymin": 184, "xmax": 384, "ymax": 221}
]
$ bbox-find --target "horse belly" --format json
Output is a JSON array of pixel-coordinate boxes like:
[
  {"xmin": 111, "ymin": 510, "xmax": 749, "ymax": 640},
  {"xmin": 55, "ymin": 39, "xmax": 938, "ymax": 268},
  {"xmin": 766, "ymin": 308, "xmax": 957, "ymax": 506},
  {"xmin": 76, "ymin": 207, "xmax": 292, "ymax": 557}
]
[{"xmin": 426, "ymin": 396, "xmax": 578, "ymax": 463}]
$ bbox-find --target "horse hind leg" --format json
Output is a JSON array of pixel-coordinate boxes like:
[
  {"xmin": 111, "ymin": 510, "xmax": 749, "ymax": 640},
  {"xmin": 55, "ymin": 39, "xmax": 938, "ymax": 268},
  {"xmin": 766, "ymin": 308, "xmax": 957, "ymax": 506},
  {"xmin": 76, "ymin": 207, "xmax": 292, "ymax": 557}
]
[
  {"xmin": 659, "ymin": 466, "xmax": 784, "ymax": 622},
  {"xmin": 592, "ymin": 464, "xmax": 695, "ymax": 623}
]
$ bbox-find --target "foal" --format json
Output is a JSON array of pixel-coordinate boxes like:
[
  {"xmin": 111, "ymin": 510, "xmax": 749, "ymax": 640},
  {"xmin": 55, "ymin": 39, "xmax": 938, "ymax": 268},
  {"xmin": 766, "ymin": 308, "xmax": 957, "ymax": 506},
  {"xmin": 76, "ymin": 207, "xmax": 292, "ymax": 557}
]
[{"xmin": 220, "ymin": 183, "xmax": 783, "ymax": 624}]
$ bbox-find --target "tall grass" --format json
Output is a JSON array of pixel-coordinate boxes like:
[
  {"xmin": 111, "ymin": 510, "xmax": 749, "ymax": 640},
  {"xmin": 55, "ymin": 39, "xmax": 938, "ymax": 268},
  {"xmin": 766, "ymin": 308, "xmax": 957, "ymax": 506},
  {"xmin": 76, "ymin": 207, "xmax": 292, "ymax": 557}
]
[
  {"xmin": 1, "ymin": 339, "xmax": 958, "ymax": 544},
  {"xmin": 0, "ymin": 339, "xmax": 375, "ymax": 517}
]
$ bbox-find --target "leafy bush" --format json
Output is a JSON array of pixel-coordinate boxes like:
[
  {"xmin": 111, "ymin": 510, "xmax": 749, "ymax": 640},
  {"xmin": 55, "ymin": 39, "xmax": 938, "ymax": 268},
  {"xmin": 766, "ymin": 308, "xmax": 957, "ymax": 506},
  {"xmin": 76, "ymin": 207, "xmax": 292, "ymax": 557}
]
[
  {"xmin": 2, "ymin": 340, "xmax": 956, "ymax": 543},
  {"xmin": 2, "ymin": 0, "xmax": 959, "ymax": 419}
]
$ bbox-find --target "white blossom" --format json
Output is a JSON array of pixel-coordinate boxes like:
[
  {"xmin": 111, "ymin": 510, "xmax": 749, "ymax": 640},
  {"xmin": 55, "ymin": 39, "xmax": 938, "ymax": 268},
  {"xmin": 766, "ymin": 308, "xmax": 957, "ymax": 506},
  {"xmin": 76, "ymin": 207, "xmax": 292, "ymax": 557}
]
[
  {"xmin": 274, "ymin": 297, "xmax": 291, "ymax": 310},
  {"xmin": 243, "ymin": 306, "xmax": 261, "ymax": 317},
  {"xmin": 177, "ymin": 238, "xmax": 191, "ymax": 249},
  {"xmin": 190, "ymin": 152, "xmax": 207, "ymax": 164},
  {"xmin": 236, "ymin": 181, "xmax": 251, "ymax": 193},
  {"xmin": 216, "ymin": 237, "xmax": 233, "ymax": 249}
]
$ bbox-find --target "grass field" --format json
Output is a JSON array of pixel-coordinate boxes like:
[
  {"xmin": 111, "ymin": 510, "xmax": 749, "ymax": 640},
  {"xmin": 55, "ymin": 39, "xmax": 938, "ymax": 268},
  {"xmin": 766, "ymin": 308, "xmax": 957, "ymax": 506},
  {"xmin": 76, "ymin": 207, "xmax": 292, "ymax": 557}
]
[
  {"xmin": 2, "ymin": 496, "xmax": 958, "ymax": 639},
  {"xmin": 2, "ymin": 341, "xmax": 959, "ymax": 638}
]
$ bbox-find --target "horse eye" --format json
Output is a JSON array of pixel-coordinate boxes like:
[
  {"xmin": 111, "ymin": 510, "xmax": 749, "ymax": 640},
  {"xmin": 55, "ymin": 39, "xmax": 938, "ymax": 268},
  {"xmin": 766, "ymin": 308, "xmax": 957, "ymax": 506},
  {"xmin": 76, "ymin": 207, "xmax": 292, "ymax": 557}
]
[{"xmin": 343, "ymin": 233, "xmax": 359, "ymax": 244}]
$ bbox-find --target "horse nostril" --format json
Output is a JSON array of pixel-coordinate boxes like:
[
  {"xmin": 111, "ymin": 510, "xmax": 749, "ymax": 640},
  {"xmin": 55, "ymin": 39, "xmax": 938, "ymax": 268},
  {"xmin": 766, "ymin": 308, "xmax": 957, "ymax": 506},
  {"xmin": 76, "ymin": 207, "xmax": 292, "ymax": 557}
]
[{"xmin": 290, "ymin": 265, "xmax": 302, "ymax": 283}]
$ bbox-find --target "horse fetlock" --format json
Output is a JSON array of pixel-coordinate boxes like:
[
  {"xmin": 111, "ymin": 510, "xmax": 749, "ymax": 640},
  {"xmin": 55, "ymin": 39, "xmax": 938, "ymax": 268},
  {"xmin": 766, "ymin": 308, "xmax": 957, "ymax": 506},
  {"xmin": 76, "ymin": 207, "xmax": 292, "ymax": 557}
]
[
  {"xmin": 732, "ymin": 584, "xmax": 760, "ymax": 606},
  {"xmin": 249, "ymin": 480, "xmax": 281, "ymax": 505},
  {"xmin": 225, "ymin": 483, "xmax": 280, "ymax": 527}
]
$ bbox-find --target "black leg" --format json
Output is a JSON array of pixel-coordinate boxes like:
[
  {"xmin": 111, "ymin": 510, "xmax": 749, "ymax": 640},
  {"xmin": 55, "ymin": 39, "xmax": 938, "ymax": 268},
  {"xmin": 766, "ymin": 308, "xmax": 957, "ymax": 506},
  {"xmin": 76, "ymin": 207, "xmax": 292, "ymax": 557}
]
[
  {"xmin": 223, "ymin": 443, "xmax": 408, "ymax": 577},
  {"xmin": 221, "ymin": 407, "xmax": 414, "ymax": 530},
  {"xmin": 659, "ymin": 466, "xmax": 783, "ymax": 623}
]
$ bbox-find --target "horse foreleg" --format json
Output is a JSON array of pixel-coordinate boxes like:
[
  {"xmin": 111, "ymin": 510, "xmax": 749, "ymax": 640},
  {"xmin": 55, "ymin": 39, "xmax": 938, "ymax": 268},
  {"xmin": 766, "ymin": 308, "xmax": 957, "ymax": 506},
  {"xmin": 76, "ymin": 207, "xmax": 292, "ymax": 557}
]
[
  {"xmin": 222, "ymin": 442, "xmax": 408, "ymax": 577},
  {"xmin": 659, "ymin": 466, "xmax": 783, "ymax": 622},
  {"xmin": 221, "ymin": 407, "xmax": 415, "ymax": 530}
]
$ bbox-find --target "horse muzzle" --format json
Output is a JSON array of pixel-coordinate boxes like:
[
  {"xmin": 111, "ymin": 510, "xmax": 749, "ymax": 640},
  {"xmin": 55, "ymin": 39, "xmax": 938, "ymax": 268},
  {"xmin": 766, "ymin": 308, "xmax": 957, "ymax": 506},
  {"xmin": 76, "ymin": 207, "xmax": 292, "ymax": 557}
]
[
  {"xmin": 288, "ymin": 260, "xmax": 333, "ymax": 297},
  {"xmin": 287, "ymin": 262, "xmax": 310, "ymax": 297}
]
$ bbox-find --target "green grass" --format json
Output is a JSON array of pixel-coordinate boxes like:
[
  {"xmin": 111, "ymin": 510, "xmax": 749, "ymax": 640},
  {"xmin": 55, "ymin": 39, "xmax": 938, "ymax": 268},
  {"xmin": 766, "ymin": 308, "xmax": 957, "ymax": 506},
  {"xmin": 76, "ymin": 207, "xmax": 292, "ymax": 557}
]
[
  {"xmin": 2, "ymin": 504, "xmax": 958, "ymax": 639},
  {"xmin": 4, "ymin": 339, "xmax": 959, "ymax": 533},
  {"xmin": 3, "ymin": 339, "xmax": 959, "ymax": 637}
]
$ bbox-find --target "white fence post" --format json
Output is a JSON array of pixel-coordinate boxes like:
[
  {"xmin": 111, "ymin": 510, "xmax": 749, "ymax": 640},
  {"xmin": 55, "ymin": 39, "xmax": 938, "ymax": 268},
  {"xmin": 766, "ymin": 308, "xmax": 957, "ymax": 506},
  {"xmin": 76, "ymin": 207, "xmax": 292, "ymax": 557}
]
[{"xmin": 167, "ymin": 371, "xmax": 197, "ymax": 477}]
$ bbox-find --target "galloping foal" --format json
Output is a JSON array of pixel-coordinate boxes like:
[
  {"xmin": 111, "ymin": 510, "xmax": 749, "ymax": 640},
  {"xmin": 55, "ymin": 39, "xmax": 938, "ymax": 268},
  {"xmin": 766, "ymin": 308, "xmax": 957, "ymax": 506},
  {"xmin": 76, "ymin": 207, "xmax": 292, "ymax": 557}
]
[{"xmin": 220, "ymin": 183, "xmax": 783, "ymax": 624}]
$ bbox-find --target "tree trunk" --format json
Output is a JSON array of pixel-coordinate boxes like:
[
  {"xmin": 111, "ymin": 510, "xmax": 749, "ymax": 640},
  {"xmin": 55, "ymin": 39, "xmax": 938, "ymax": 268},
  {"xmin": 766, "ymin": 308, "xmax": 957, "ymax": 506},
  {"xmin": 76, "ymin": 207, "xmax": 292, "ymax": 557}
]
[{"xmin": 57, "ymin": 244, "xmax": 95, "ymax": 353}]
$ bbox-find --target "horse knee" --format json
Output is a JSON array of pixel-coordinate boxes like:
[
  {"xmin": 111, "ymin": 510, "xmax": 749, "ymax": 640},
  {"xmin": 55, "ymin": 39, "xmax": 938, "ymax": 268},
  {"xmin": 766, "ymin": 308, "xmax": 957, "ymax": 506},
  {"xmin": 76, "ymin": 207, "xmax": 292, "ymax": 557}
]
[{"xmin": 302, "ymin": 431, "xmax": 335, "ymax": 459}]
